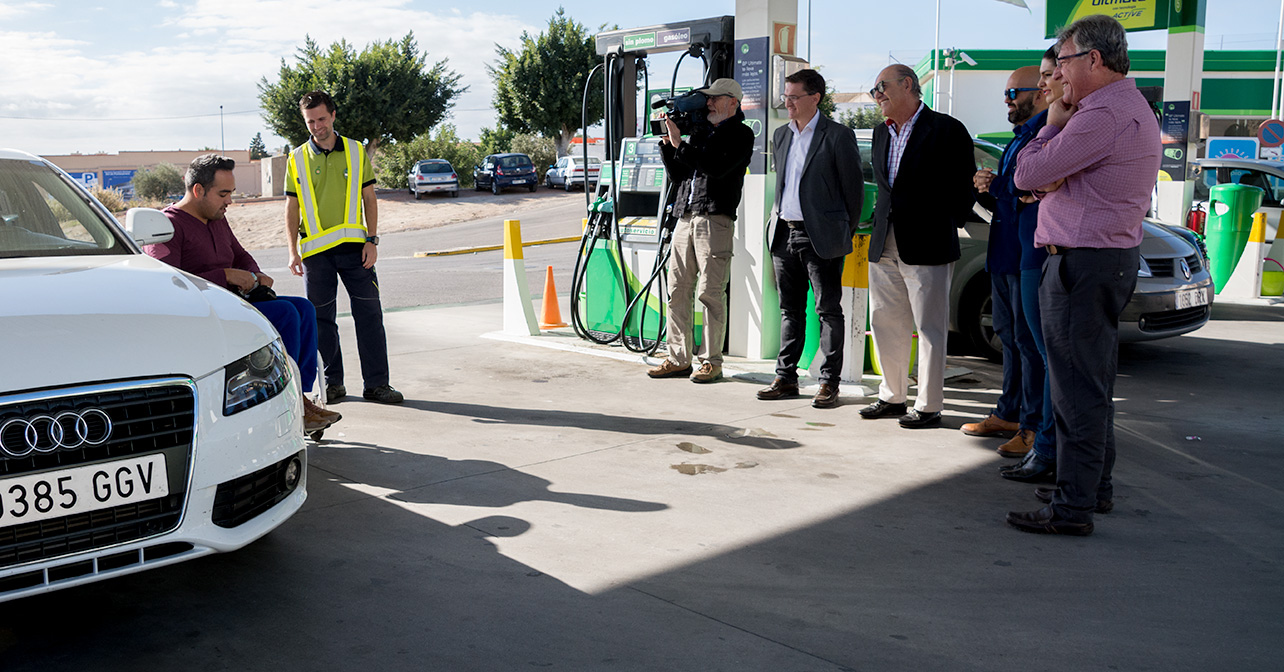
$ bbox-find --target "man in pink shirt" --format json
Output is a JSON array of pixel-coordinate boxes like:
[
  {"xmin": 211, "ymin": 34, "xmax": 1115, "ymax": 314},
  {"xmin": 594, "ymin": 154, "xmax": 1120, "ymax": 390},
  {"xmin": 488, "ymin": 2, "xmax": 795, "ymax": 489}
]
[{"xmin": 1008, "ymin": 15, "xmax": 1160, "ymax": 536}]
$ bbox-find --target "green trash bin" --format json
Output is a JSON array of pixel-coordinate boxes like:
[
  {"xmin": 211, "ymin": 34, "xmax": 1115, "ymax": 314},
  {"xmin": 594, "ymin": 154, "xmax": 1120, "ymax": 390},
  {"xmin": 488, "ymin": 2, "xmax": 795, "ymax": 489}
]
[{"xmin": 1206, "ymin": 183, "xmax": 1265, "ymax": 293}]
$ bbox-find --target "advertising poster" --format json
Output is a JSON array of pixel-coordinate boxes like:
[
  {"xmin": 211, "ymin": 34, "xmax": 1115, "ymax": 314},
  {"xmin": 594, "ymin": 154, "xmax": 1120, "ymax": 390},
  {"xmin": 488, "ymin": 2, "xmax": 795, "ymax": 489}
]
[
  {"xmin": 102, "ymin": 169, "xmax": 137, "ymax": 199},
  {"xmin": 734, "ymin": 36, "xmax": 769, "ymax": 175},
  {"xmin": 66, "ymin": 171, "xmax": 99, "ymax": 190},
  {"xmin": 1160, "ymin": 101, "xmax": 1190, "ymax": 180}
]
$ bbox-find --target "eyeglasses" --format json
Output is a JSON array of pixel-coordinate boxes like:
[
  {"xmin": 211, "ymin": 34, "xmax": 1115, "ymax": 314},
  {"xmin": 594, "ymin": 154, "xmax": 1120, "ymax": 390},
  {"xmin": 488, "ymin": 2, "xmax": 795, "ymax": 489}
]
[
  {"xmin": 868, "ymin": 77, "xmax": 906, "ymax": 97},
  {"xmin": 1004, "ymin": 87, "xmax": 1039, "ymax": 101},
  {"xmin": 1055, "ymin": 50, "xmax": 1092, "ymax": 65},
  {"xmin": 779, "ymin": 92, "xmax": 817, "ymax": 103}
]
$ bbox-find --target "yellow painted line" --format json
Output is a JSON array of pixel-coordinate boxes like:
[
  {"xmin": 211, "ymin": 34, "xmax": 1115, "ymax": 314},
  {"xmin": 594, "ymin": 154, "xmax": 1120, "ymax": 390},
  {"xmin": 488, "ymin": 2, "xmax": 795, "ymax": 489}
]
[{"xmin": 413, "ymin": 235, "xmax": 581, "ymax": 258}]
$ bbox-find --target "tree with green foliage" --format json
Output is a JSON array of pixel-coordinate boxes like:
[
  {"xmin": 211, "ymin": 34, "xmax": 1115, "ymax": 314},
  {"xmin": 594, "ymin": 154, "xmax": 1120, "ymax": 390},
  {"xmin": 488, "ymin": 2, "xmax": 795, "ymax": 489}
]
[
  {"xmin": 258, "ymin": 33, "xmax": 465, "ymax": 161},
  {"xmin": 489, "ymin": 8, "xmax": 602, "ymax": 157},
  {"xmin": 838, "ymin": 106, "xmax": 885, "ymax": 129},
  {"xmin": 478, "ymin": 126, "xmax": 516, "ymax": 156},
  {"xmin": 132, "ymin": 163, "xmax": 184, "ymax": 201},
  {"xmin": 249, "ymin": 132, "xmax": 269, "ymax": 159},
  {"xmin": 374, "ymin": 125, "xmax": 484, "ymax": 190}
]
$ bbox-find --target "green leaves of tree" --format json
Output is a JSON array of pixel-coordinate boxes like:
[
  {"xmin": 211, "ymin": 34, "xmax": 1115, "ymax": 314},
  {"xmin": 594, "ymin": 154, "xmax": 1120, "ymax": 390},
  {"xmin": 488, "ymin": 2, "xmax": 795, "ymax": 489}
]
[
  {"xmin": 258, "ymin": 33, "xmax": 465, "ymax": 159},
  {"xmin": 489, "ymin": 8, "xmax": 602, "ymax": 157}
]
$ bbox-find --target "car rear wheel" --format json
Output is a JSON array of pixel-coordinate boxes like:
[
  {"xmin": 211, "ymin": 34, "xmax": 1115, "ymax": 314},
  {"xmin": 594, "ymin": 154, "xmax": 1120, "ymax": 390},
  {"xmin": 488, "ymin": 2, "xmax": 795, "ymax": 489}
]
[
  {"xmin": 492, "ymin": 181, "xmax": 502, "ymax": 195},
  {"xmin": 529, "ymin": 183, "xmax": 538, "ymax": 193},
  {"xmin": 451, "ymin": 190, "xmax": 459, "ymax": 198},
  {"xmin": 564, "ymin": 179, "xmax": 573, "ymax": 192},
  {"xmin": 545, "ymin": 175, "xmax": 554, "ymax": 189},
  {"xmin": 414, "ymin": 190, "xmax": 423, "ymax": 200}
]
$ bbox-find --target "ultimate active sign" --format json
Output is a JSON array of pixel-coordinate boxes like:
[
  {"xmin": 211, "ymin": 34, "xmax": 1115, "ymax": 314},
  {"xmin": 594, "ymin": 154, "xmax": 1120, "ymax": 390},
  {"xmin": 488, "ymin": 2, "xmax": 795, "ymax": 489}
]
[{"xmin": 1046, "ymin": 0, "xmax": 1169, "ymax": 37}]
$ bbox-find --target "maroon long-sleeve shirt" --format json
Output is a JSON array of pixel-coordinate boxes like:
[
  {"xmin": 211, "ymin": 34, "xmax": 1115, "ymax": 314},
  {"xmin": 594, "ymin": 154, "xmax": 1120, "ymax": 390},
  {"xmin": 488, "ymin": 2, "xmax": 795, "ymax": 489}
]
[{"xmin": 145, "ymin": 205, "xmax": 260, "ymax": 289}]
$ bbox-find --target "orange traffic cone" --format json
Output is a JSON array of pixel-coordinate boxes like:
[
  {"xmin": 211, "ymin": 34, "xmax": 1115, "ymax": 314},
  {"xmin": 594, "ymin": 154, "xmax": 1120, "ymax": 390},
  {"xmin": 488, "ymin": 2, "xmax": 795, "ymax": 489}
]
[{"xmin": 540, "ymin": 266, "xmax": 567, "ymax": 329}]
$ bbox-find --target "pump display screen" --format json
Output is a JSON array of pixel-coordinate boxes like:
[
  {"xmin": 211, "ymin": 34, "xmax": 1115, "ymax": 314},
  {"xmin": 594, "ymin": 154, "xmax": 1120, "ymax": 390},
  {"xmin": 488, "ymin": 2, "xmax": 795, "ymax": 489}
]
[{"xmin": 618, "ymin": 138, "xmax": 666, "ymax": 194}]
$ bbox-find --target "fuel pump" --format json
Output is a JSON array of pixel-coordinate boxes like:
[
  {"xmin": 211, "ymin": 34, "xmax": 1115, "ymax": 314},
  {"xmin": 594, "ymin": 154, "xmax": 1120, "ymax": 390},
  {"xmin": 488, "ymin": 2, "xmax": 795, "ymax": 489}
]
[{"xmin": 569, "ymin": 16, "xmax": 736, "ymax": 353}]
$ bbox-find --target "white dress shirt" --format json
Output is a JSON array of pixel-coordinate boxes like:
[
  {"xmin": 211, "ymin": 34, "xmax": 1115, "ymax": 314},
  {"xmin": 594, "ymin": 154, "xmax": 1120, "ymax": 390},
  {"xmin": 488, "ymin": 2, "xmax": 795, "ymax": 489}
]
[{"xmin": 779, "ymin": 111, "xmax": 820, "ymax": 222}]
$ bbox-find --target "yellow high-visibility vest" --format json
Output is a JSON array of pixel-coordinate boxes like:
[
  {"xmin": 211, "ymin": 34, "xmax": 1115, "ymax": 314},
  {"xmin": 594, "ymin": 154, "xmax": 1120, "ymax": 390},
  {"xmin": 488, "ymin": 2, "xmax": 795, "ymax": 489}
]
[{"xmin": 291, "ymin": 136, "xmax": 368, "ymax": 259}]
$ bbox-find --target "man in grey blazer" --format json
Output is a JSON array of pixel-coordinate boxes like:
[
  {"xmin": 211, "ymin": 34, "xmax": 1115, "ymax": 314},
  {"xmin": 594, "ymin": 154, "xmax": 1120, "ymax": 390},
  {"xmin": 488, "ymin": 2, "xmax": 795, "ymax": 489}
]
[{"xmin": 756, "ymin": 68, "xmax": 864, "ymax": 409}]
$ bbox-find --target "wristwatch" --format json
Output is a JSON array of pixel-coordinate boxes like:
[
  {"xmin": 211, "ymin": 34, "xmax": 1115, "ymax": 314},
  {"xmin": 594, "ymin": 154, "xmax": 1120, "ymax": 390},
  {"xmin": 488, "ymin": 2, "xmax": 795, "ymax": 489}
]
[{"xmin": 365, "ymin": 236, "xmax": 379, "ymax": 246}]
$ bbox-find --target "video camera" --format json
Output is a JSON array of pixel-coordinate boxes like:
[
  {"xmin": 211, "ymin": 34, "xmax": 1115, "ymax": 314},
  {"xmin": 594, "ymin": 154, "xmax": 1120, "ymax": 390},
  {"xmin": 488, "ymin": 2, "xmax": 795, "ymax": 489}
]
[{"xmin": 649, "ymin": 90, "xmax": 708, "ymax": 137}]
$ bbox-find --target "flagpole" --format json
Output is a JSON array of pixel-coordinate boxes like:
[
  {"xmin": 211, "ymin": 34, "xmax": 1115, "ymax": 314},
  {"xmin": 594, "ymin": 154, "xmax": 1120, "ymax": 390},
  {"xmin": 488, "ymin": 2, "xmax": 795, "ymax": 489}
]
[
  {"xmin": 1274, "ymin": 0, "xmax": 1284, "ymax": 118},
  {"xmin": 933, "ymin": 0, "xmax": 940, "ymax": 110}
]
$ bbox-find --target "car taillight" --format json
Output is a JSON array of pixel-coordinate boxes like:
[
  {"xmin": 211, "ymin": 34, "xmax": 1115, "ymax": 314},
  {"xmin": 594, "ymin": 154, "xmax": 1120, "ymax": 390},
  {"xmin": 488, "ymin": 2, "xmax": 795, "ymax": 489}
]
[
  {"xmin": 451, "ymin": 173, "xmax": 457, "ymax": 179},
  {"xmin": 496, "ymin": 168, "xmax": 504, "ymax": 175}
]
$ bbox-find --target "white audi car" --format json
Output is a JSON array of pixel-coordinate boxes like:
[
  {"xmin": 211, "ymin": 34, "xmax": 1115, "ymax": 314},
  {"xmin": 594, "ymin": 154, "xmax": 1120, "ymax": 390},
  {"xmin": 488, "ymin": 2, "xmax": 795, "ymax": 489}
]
[{"xmin": 0, "ymin": 149, "xmax": 306, "ymax": 602}]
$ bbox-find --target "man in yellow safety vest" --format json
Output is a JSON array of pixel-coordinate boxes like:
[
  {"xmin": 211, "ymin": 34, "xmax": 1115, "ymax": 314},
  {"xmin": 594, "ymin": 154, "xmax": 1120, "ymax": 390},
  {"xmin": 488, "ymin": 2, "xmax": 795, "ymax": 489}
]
[{"xmin": 285, "ymin": 90, "xmax": 402, "ymax": 404}]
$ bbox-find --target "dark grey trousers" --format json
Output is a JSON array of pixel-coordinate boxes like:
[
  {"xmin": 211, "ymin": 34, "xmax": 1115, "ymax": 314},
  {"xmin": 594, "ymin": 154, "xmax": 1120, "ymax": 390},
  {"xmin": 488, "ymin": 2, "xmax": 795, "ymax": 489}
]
[
  {"xmin": 1040, "ymin": 247, "xmax": 1139, "ymax": 523},
  {"xmin": 303, "ymin": 248, "xmax": 390, "ymax": 390}
]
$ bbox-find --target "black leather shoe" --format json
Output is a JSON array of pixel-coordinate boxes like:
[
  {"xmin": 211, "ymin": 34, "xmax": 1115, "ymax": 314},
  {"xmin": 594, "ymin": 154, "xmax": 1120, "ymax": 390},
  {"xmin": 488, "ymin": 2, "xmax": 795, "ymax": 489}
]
[
  {"xmin": 757, "ymin": 378, "xmax": 800, "ymax": 400},
  {"xmin": 898, "ymin": 409, "xmax": 942, "ymax": 429},
  {"xmin": 363, "ymin": 385, "xmax": 404, "ymax": 404},
  {"xmin": 1035, "ymin": 487, "xmax": 1114, "ymax": 514},
  {"xmin": 1006, "ymin": 505, "xmax": 1093, "ymax": 536},
  {"xmin": 325, "ymin": 383, "xmax": 346, "ymax": 405},
  {"xmin": 812, "ymin": 383, "xmax": 839, "ymax": 408},
  {"xmin": 858, "ymin": 400, "xmax": 906, "ymax": 419},
  {"xmin": 1001, "ymin": 454, "xmax": 1056, "ymax": 483}
]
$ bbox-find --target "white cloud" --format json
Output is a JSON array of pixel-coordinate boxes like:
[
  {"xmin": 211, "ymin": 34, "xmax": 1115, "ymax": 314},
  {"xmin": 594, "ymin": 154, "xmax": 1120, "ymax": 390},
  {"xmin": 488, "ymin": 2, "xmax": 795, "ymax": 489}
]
[
  {"xmin": 0, "ymin": 0, "xmax": 536, "ymax": 154},
  {"xmin": 0, "ymin": 1, "xmax": 49, "ymax": 20}
]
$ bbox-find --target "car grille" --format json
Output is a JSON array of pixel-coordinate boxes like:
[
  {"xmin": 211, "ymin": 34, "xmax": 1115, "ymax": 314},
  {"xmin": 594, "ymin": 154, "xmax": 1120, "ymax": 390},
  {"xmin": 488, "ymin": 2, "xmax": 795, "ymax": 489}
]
[
  {"xmin": 213, "ymin": 451, "xmax": 303, "ymax": 528},
  {"xmin": 1138, "ymin": 306, "xmax": 1210, "ymax": 333},
  {"xmin": 1145, "ymin": 254, "xmax": 1203, "ymax": 277},
  {"xmin": 0, "ymin": 381, "xmax": 195, "ymax": 568}
]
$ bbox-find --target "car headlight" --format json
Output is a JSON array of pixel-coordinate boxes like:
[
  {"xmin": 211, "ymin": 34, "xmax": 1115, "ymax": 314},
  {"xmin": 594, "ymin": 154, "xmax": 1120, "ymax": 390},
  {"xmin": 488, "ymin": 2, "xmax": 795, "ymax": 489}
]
[
  {"xmin": 224, "ymin": 341, "xmax": 291, "ymax": 416},
  {"xmin": 1137, "ymin": 256, "xmax": 1153, "ymax": 278}
]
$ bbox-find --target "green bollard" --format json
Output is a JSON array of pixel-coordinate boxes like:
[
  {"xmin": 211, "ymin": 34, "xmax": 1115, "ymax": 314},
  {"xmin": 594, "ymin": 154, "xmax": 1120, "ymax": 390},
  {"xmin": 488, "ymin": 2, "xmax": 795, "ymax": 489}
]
[{"xmin": 1206, "ymin": 183, "xmax": 1265, "ymax": 293}]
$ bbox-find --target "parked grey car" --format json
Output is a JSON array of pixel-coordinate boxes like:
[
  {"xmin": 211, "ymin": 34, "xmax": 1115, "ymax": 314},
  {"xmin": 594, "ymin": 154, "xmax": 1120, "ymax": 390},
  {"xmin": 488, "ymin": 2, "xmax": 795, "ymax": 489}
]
[
  {"xmin": 1194, "ymin": 157, "xmax": 1282, "ymax": 241},
  {"xmin": 853, "ymin": 130, "xmax": 1213, "ymax": 360},
  {"xmin": 408, "ymin": 159, "xmax": 459, "ymax": 199},
  {"xmin": 545, "ymin": 156, "xmax": 601, "ymax": 192}
]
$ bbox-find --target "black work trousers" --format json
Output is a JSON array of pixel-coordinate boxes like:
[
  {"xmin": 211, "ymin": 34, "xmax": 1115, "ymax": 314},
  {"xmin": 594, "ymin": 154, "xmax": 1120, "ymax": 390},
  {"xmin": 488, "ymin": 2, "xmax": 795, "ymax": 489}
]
[{"xmin": 303, "ymin": 247, "xmax": 390, "ymax": 390}]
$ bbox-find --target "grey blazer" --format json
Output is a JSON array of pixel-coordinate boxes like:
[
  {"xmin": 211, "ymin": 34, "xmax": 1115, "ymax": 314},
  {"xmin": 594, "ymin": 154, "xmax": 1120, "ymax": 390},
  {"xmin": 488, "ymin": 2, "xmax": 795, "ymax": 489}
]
[{"xmin": 768, "ymin": 113, "xmax": 864, "ymax": 260}]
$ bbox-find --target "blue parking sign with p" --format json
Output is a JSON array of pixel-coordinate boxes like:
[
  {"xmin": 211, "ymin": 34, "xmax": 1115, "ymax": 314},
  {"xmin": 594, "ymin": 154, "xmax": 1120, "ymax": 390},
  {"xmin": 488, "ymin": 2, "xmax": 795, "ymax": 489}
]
[{"xmin": 67, "ymin": 171, "xmax": 99, "ymax": 189}]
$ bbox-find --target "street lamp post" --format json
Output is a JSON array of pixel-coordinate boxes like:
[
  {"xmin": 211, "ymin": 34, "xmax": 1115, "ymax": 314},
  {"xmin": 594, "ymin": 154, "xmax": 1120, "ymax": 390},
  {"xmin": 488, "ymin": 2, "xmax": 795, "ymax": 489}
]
[{"xmin": 220, "ymin": 105, "xmax": 225, "ymax": 154}]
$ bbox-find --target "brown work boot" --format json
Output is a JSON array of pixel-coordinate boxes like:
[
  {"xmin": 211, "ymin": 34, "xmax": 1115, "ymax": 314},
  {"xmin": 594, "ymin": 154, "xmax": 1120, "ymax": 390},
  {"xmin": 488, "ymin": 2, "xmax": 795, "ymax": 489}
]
[
  {"xmin": 961, "ymin": 413, "xmax": 1019, "ymax": 437},
  {"xmin": 997, "ymin": 429, "xmax": 1035, "ymax": 458},
  {"xmin": 303, "ymin": 396, "xmax": 342, "ymax": 425},
  {"xmin": 689, "ymin": 361, "xmax": 722, "ymax": 384},
  {"xmin": 647, "ymin": 359, "xmax": 692, "ymax": 379},
  {"xmin": 303, "ymin": 409, "xmax": 332, "ymax": 433}
]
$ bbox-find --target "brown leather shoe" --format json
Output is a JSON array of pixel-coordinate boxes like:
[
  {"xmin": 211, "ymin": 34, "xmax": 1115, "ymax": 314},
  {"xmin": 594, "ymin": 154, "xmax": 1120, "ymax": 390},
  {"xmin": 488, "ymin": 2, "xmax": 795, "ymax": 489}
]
[
  {"xmin": 303, "ymin": 396, "xmax": 341, "ymax": 425},
  {"xmin": 756, "ymin": 377, "xmax": 799, "ymax": 400},
  {"xmin": 812, "ymin": 383, "xmax": 839, "ymax": 408},
  {"xmin": 689, "ymin": 361, "xmax": 722, "ymax": 383},
  {"xmin": 647, "ymin": 359, "xmax": 692, "ymax": 379},
  {"xmin": 996, "ymin": 429, "xmax": 1035, "ymax": 458},
  {"xmin": 961, "ymin": 413, "xmax": 1019, "ymax": 437}
]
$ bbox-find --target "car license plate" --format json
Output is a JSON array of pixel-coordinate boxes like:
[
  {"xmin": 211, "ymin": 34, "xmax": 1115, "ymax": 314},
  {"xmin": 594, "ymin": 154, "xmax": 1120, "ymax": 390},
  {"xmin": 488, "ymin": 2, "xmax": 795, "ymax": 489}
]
[
  {"xmin": 0, "ymin": 454, "xmax": 168, "ymax": 529},
  {"xmin": 513, "ymin": 179, "xmax": 527, "ymax": 184},
  {"xmin": 1176, "ymin": 288, "xmax": 1209, "ymax": 309}
]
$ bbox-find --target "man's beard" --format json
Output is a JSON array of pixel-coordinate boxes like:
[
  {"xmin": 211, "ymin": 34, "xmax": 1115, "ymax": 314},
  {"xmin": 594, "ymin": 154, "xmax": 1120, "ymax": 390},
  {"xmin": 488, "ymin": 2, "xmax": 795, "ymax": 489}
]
[{"xmin": 1008, "ymin": 97, "xmax": 1035, "ymax": 125}]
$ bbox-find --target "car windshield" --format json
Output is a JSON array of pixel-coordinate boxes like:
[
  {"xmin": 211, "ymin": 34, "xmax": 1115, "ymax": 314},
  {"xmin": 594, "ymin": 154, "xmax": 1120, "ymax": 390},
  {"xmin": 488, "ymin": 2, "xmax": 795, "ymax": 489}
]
[
  {"xmin": 0, "ymin": 158, "xmax": 127, "ymax": 259},
  {"xmin": 1197, "ymin": 166, "xmax": 1283, "ymax": 206},
  {"xmin": 418, "ymin": 162, "xmax": 452, "ymax": 174},
  {"xmin": 498, "ymin": 156, "xmax": 531, "ymax": 169}
]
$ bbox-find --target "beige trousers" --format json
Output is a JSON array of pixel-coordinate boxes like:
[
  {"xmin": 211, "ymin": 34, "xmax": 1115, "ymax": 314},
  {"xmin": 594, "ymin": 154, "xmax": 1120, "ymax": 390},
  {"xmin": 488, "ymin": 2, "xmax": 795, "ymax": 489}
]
[{"xmin": 666, "ymin": 213, "xmax": 734, "ymax": 366}]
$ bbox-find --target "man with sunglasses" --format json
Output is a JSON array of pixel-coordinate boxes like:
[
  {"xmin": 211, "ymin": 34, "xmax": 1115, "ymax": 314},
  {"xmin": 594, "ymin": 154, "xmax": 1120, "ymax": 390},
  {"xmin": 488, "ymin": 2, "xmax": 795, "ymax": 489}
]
[
  {"xmin": 965, "ymin": 66, "xmax": 1048, "ymax": 461},
  {"xmin": 861, "ymin": 64, "xmax": 975, "ymax": 429},
  {"xmin": 1009, "ymin": 15, "xmax": 1161, "ymax": 536},
  {"xmin": 757, "ymin": 68, "xmax": 863, "ymax": 408}
]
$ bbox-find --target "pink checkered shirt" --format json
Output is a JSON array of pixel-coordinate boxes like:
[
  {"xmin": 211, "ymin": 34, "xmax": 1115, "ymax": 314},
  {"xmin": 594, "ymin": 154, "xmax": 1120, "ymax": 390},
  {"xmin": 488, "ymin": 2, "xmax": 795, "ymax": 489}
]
[
  {"xmin": 1013, "ymin": 78, "xmax": 1161, "ymax": 249},
  {"xmin": 886, "ymin": 102, "xmax": 925, "ymax": 187}
]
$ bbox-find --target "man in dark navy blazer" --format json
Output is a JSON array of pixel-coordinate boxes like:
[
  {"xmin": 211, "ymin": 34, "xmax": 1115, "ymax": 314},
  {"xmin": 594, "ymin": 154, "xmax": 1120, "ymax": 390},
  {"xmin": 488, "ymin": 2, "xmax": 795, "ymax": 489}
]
[
  {"xmin": 860, "ymin": 64, "xmax": 975, "ymax": 429},
  {"xmin": 756, "ymin": 68, "xmax": 864, "ymax": 409}
]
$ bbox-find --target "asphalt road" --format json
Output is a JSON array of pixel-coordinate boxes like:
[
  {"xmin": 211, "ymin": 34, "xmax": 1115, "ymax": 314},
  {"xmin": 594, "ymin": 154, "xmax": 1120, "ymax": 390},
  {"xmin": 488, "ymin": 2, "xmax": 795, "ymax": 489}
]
[{"xmin": 255, "ymin": 193, "xmax": 594, "ymax": 311}]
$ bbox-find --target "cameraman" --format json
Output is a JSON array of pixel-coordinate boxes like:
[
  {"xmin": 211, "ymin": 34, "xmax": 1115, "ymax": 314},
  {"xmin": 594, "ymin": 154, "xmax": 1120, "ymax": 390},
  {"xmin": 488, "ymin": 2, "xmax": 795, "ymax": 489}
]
[{"xmin": 646, "ymin": 79, "xmax": 754, "ymax": 384}]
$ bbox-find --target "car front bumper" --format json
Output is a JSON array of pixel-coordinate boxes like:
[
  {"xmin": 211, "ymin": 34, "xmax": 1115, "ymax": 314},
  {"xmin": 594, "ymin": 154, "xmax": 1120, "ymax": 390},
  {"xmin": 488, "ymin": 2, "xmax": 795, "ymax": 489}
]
[
  {"xmin": 0, "ymin": 369, "xmax": 307, "ymax": 603},
  {"xmin": 1119, "ymin": 279, "xmax": 1214, "ymax": 342}
]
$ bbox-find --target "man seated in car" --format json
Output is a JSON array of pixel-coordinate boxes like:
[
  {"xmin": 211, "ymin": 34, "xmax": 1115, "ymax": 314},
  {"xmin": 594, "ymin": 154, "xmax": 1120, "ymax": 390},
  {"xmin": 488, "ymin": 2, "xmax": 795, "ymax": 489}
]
[{"xmin": 145, "ymin": 154, "xmax": 340, "ymax": 433}]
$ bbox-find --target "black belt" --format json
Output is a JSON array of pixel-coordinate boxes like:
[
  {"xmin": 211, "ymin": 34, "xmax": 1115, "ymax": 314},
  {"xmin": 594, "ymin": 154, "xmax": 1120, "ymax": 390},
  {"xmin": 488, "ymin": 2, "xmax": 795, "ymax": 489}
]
[{"xmin": 781, "ymin": 219, "xmax": 805, "ymax": 229}]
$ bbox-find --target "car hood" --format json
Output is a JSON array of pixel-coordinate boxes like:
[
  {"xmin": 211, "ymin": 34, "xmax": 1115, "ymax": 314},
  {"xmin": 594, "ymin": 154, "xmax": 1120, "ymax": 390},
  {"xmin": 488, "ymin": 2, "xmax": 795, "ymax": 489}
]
[
  {"xmin": 1140, "ymin": 219, "xmax": 1196, "ymax": 257},
  {"xmin": 1, "ymin": 255, "xmax": 277, "ymax": 394}
]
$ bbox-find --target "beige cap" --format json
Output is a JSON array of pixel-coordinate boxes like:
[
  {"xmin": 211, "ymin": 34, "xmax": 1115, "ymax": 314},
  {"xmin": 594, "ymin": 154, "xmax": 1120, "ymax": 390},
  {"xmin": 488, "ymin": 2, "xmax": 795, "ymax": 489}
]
[{"xmin": 697, "ymin": 78, "xmax": 743, "ymax": 101}]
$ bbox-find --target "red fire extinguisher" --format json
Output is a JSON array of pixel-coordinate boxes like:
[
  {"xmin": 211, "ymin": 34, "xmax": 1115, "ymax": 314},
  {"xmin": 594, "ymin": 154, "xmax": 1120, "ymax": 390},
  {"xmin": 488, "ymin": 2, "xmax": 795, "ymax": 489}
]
[{"xmin": 1186, "ymin": 202, "xmax": 1206, "ymax": 237}]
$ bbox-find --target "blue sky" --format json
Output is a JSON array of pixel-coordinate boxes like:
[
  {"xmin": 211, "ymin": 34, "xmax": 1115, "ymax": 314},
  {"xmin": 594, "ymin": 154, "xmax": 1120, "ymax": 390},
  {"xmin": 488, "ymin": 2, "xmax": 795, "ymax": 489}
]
[{"xmin": 0, "ymin": 0, "xmax": 1273, "ymax": 155}]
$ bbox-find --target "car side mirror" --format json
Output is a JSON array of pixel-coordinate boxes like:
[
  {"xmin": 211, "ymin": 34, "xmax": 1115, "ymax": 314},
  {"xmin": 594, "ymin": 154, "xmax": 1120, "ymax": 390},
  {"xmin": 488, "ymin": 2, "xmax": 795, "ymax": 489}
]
[{"xmin": 125, "ymin": 207, "xmax": 173, "ymax": 246}]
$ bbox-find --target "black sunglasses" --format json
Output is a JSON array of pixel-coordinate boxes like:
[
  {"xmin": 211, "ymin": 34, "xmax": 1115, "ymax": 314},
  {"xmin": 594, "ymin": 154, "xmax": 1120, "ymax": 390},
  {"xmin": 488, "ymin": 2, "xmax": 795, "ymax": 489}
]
[{"xmin": 1004, "ymin": 87, "xmax": 1039, "ymax": 101}]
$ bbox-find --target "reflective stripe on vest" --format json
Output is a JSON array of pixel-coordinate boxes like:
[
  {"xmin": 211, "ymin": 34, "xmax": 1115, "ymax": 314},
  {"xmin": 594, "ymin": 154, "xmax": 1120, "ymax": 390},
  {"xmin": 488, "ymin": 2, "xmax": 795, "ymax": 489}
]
[{"xmin": 292, "ymin": 136, "xmax": 368, "ymax": 259}]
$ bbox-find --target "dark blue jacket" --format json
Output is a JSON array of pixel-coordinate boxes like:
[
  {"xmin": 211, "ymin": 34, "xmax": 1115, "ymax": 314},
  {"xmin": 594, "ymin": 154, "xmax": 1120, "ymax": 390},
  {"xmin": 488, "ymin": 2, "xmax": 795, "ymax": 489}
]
[{"xmin": 977, "ymin": 109, "xmax": 1047, "ymax": 274}]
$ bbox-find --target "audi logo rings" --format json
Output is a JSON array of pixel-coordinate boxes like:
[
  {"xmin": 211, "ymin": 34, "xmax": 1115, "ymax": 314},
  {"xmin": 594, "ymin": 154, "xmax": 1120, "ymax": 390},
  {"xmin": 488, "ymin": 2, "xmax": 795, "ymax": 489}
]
[{"xmin": 0, "ymin": 409, "xmax": 113, "ymax": 458}]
